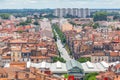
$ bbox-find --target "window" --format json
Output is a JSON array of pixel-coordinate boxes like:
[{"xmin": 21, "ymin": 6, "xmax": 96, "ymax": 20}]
[
  {"xmin": 98, "ymin": 58, "xmax": 100, "ymax": 61},
  {"xmin": 37, "ymin": 59, "xmax": 39, "ymax": 62},
  {"xmin": 102, "ymin": 57, "xmax": 104, "ymax": 61},
  {"xmin": 31, "ymin": 59, "xmax": 34, "ymax": 62},
  {"xmin": 95, "ymin": 58, "xmax": 97, "ymax": 61},
  {"xmin": 13, "ymin": 53, "xmax": 15, "ymax": 57}
]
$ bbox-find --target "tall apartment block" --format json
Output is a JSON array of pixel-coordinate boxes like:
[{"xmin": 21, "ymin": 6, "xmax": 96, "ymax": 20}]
[{"xmin": 54, "ymin": 8, "xmax": 90, "ymax": 18}]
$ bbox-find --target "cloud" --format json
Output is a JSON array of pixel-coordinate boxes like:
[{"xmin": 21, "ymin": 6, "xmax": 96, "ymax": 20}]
[
  {"xmin": 0, "ymin": 0, "xmax": 119, "ymax": 9},
  {"xmin": 28, "ymin": 0, "xmax": 38, "ymax": 3}
]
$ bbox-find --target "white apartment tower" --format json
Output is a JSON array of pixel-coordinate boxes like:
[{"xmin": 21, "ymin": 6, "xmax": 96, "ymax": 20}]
[{"xmin": 54, "ymin": 8, "xmax": 91, "ymax": 18}]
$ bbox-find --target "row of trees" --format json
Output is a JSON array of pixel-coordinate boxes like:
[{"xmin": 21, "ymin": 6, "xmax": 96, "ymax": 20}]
[
  {"xmin": 52, "ymin": 28, "xmax": 57, "ymax": 41},
  {"xmin": 93, "ymin": 12, "xmax": 108, "ymax": 21},
  {"xmin": 51, "ymin": 24, "xmax": 66, "ymax": 63},
  {"xmin": 77, "ymin": 57, "xmax": 91, "ymax": 63},
  {"xmin": 92, "ymin": 23, "xmax": 99, "ymax": 29},
  {"xmin": 19, "ymin": 18, "xmax": 39, "ymax": 26},
  {"xmin": 53, "ymin": 57, "xmax": 66, "ymax": 63},
  {"xmin": 93, "ymin": 11, "xmax": 120, "ymax": 21},
  {"xmin": 108, "ymin": 12, "xmax": 120, "ymax": 20},
  {"xmin": 52, "ymin": 24, "xmax": 66, "ymax": 43}
]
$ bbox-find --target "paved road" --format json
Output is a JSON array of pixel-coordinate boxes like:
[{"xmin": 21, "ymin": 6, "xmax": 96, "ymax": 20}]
[{"xmin": 54, "ymin": 30, "xmax": 71, "ymax": 61}]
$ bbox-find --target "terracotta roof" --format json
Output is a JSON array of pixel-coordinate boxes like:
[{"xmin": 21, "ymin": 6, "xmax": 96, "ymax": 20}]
[
  {"xmin": 0, "ymin": 78, "xmax": 7, "ymax": 80},
  {"xmin": 10, "ymin": 39, "xmax": 27, "ymax": 43},
  {"xmin": 2, "ymin": 56, "xmax": 11, "ymax": 59},
  {"xmin": 22, "ymin": 47, "xmax": 31, "ymax": 53},
  {"xmin": 30, "ymin": 56, "xmax": 50, "ymax": 59},
  {"xmin": 48, "ymin": 53, "xmax": 57, "ymax": 57},
  {"xmin": 10, "ymin": 62, "xmax": 26, "ymax": 65},
  {"xmin": 2, "ymin": 67, "xmax": 35, "ymax": 79},
  {"xmin": 96, "ymin": 70, "xmax": 120, "ymax": 80},
  {"xmin": 92, "ymin": 52, "xmax": 105, "ymax": 56},
  {"xmin": 25, "ymin": 25, "xmax": 32, "ymax": 30},
  {"xmin": 0, "ymin": 68, "xmax": 7, "ymax": 75},
  {"xmin": 37, "ymin": 42, "xmax": 46, "ymax": 47},
  {"xmin": 94, "ymin": 42, "xmax": 103, "ymax": 46},
  {"xmin": 110, "ymin": 52, "xmax": 119, "ymax": 57},
  {"xmin": 16, "ymin": 27, "xmax": 25, "ymax": 31},
  {"xmin": 10, "ymin": 62, "xmax": 26, "ymax": 69},
  {"xmin": 113, "ymin": 39, "xmax": 120, "ymax": 43},
  {"xmin": 115, "ymin": 64, "xmax": 120, "ymax": 69}
]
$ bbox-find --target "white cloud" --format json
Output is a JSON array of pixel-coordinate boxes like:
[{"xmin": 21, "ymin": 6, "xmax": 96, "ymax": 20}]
[
  {"xmin": 28, "ymin": 0, "xmax": 38, "ymax": 3},
  {"xmin": 0, "ymin": 0, "xmax": 119, "ymax": 9}
]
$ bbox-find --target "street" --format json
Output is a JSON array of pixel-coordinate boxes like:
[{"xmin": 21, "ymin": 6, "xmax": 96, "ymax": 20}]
[{"xmin": 54, "ymin": 30, "xmax": 71, "ymax": 61}]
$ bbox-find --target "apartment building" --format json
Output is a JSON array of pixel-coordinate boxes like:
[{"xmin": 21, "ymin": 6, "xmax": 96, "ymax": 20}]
[{"xmin": 54, "ymin": 8, "xmax": 90, "ymax": 18}]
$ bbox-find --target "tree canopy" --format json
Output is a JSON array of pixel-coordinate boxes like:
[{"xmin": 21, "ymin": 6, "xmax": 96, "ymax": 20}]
[
  {"xmin": 42, "ymin": 14, "xmax": 58, "ymax": 18},
  {"xmin": 84, "ymin": 72, "xmax": 98, "ymax": 80},
  {"xmin": 77, "ymin": 57, "xmax": 91, "ymax": 63},
  {"xmin": 53, "ymin": 57, "xmax": 66, "ymax": 63},
  {"xmin": 33, "ymin": 21, "xmax": 39, "ymax": 25},
  {"xmin": 19, "ymin": 19, "xmax": 32, "ymax": 26},
  {"xmin": 93, "ymin": 12, "xmax": 108, "ymax": 21},
  {"xmin": 52, "ymin": 24, "xmax": 66, "ymax": 43},
  {"xmin": 92, "ymin": 23, "xmax": 99, "ymax": 29},
  {"xmin": 0, "ymin": 13, "xmax": 10, "ymax": 19}
]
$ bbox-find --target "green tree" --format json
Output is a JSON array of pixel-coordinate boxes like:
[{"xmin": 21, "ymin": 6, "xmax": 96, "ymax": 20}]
[
  {"xmin": 113, "ymin": 15, "xmax": 120, "ymax": 20},
  {"xmin": 77, "ymin": 57, "xmax": 91, "ymax": 63},
  {"xmin": 17, "ymin": 30, "xmax": 23, "ymax": 33},
  {"xmin": 53, "ymin": 57, "xmax": 66, "ymax": 63},
  {"xmin": 116, "ymin": 27, "xmax": 120, "ymax": 30},
  {"xmin": 69, "ymin": 21, "xmax": 76, "ymax": 26},
  {"xmin": 93, "ymin": 23, "xmax": 99, "ymax": 29},
  {"xmin": 19, "ymin": 22, "xmax": 28, "ymax": 26},
  {"xmin": 26, "ymin": 19, "xmax": 32, "ymax": 23},
  {"xmin": 43, "ymin": 14, "xmax": 58, "ymax": 18},
  {"xmin": 52, "ymin": 24, "xmax": 66, "ymax": 44},
  {"xmin": 34, "ymin": 21, "xmax": 39, "ymax": 25},
  {"xmin": 53, "ymin": 31, "xmax": 57, "ymax": 41},
  {"xmin": 65, "ymin": 14, "xmax": 78, "ymax": 18},
  {"xmin": 93, "ymin": 12, "xmax": 108, "ymax": 21},
  {"xmin": 0, "ymin": 13, "xmax": 10, "ymax": 19},
  {"xmin": 19, "ymin": 19, "xmax": 32, "ymax": 26},
  {"xmin": 84, "ymin": 72, "xmax": 98, "ymax": 80},
  {"xmin": 64, "ymin": 74, "xmax": 69, "ymax": 79}
]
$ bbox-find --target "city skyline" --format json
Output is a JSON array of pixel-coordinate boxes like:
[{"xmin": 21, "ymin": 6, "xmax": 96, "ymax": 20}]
[{"xmin": 0, "ymin": 0, "xmax": 120, "ymax": 9}]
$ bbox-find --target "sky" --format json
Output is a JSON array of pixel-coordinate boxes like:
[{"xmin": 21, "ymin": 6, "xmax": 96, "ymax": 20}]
[{"xmin": 0, "ymin": 0, "xmax": 119, "ymax": 9}]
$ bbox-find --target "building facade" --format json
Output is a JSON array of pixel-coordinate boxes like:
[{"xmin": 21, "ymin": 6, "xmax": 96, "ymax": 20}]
[{"xmin": 54, "ymin": 8, "xmax": 90, "ymax": 18}]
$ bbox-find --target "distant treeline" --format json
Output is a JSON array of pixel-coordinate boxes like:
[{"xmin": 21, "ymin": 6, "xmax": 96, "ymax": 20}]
[
  {"xmin": 0, "ymin": 9, "xmax": 54, "ymax": 17},
  {"xmin": 0, "ymin": 9, "xmax": 54, "ymax": 14}
]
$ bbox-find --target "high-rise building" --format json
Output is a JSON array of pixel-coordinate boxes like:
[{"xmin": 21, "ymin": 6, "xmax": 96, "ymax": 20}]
[
  {"xmin": 80, "ymin": 8, "xmax": 84, "ymax": 18},
  {"xmin": 54, "ymin": 8, "xmax": 60, "ymax": 17},
  {"xmin": 85, "ymin": 8, "xmax": 90, "ymax": 17},
  {"xmin": 54, "ymin": 8, "xmax": 91, "ymax": 18},
  {"xmin": 72, "ymin": 8, "xmax": 78, "ymax": 17},
  {"xmin": 62, "ymin": 8, "xmax": 67, "ymax": 17},
  {"xmin": 54, "ymin": 8, "xmax": 67, "ymax": 17},
  {"xmin": 67, "ymin": 8, "xmax": 73, "ymax": 15}
]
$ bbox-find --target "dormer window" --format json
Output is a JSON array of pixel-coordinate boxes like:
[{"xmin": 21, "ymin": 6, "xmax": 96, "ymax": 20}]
[{"xmin": 56, "ymin": 61, "xmax": 62, "ymax": 69}]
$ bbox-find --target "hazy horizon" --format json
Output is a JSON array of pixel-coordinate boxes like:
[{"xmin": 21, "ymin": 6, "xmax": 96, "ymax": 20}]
[
  {"xmin": 0, "ymin": 8, "xmax": 120, "ymax": 9},
  {"xmin": 0, "ymin": 0, "xmax": 119, "ymax": 9}
]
